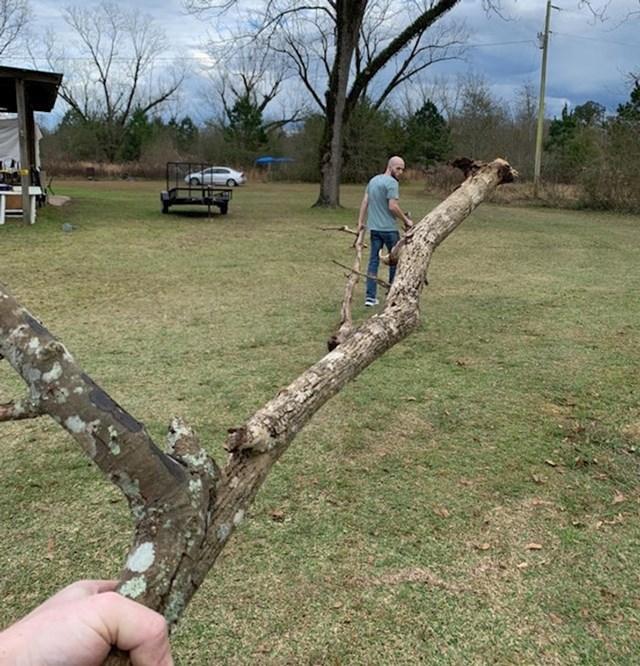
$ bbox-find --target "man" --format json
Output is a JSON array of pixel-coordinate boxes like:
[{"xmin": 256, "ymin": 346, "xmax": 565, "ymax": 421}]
[{"xmin": 357, "ymin": 156, "xmax": 413, "ymax": 307}]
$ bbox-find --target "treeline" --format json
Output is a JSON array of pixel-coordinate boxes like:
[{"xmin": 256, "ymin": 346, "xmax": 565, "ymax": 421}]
[{"xmin": 40, "ymin": 79, "xmax": 640, "ymax": 212}]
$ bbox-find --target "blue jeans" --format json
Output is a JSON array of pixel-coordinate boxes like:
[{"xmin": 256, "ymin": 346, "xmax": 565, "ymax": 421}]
[{"xmin": 366, "ymin": 229, "xmax": 400, "ymax": 301}]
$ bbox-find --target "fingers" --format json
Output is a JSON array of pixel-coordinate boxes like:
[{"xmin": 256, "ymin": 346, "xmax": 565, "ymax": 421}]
[
  {"xmin": 22, "ymin": 580, "xmax": 118, "ymax": 619},
  {"xmin": 89, "ymin": 592, "xmax": 173, "ymax": 666},
  {"xmin": 60, "ymin": 580, "xmax": 119, "ymax": 598},
  {"xmin": 1, "ymin": 581, "xmax": 173, "ymax": 666}
]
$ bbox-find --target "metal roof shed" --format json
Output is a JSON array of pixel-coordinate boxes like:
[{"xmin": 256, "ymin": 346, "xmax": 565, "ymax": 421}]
[{"xmin": 0, "ymin": 66, "xmax": 63, "ymax": 224}]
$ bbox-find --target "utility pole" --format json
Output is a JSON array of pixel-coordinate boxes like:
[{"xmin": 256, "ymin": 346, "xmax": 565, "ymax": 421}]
[{"xmin": 533, "ymin": 1, "xmax": 559, "ymax": 197}]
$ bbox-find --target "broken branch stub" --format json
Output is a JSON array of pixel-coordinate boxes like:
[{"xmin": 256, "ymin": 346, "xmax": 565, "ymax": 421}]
[{"xmin": 0, "ymin": 158, "xmax": 516, "ymax": 666}]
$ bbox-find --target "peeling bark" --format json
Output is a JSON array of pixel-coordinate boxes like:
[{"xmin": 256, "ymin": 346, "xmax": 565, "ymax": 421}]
[{"xmin": 0, "ymin": 158, "xmax": 517, "ymax": 665}]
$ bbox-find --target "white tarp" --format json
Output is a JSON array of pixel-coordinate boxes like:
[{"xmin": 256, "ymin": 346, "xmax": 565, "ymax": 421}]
[{"xmin": 0, "ymin": 118, "xmax": 42, "ymax": 169}]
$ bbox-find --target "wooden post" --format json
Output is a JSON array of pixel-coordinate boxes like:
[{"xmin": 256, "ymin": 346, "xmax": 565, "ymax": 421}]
[
  {"xmin": 14, "ymin": 77, "xmax": 34, "ymax": 224},
  {"xmin": 533, "ymin": 1, "xmax": 557, "ymax": 198}
]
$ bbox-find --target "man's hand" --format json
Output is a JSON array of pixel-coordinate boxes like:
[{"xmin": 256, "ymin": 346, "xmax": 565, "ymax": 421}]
[{"xmin": 0, "ymin": 580, "xmax": 173, "ymax": 666}]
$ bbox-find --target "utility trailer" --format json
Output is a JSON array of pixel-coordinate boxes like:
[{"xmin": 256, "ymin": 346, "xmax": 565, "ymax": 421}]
[{"xmin": 160, "ymin": 162, "xmax": 233, "ymax": 215}]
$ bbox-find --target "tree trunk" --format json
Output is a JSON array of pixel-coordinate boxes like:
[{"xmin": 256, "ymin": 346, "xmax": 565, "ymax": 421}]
[
  {"xmin": 313, "ymin": 1, "xmax": 367, "ymax": 208},
  {"xmin": 0, "ymin": 158, "xmax": 516, "ymax": 664},
  {"xmin": 312, "ymin": 0, "xmax": 462, "ymax": 208},
  {"xmin": 314, "ymin": 117, "xmax": 344, "ymax": 208}
]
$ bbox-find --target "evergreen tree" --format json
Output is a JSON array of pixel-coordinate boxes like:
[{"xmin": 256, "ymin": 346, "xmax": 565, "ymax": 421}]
[
  {"xmin": 223, "ymin": 95, "xmax": 268, "ymax": 160},
  {"xmin": 544, "ymin": 104, "xmax": 599, "ymax": 180},
  {"xmin": 54, "ymin": 109, "xmax": 102, "ymax": 161},
  {"xmin": 119, "ymin": 109, "xmax": 155, "ymax": 162},
  {"xmin": 617, "ymin": 82, "xmax": 640, "ymax": 122},
  {"xmin": 581, "ymin": 82, "xmax": 640, "ymax": 211},
  {"xmin": 167, "ymin": 116, "xmax": 199, "ymax": 153},
  {"xmin": 402, "ymin": 100, "xmax": 452, "ymax": 167},
  {"xmin": 545, "ymin": 104, "xmax": 578, "ymax": 152},
  {"xmin": 573, "ymin": 100, "xmax": 605, "ymax": 127}
]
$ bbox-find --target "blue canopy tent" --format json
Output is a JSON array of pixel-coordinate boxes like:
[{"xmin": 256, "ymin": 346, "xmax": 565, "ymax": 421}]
[
  {"xmin": 254, "ymin": 156, "xmax": 295, "ymax": 165},
  {"xmin": 254, "ymin": 156, "xmax": 295, "ymax": 181}
]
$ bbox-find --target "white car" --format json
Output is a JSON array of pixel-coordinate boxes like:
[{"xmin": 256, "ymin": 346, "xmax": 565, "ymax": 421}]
[{"xmin": 184, "ymin": 166, "xmax": 246, "ymax": 187}]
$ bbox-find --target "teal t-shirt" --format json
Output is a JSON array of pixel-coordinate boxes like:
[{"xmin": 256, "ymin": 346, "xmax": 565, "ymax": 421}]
[{"xmin": 366, "ymin": 174, "xmax": 399, "ymax": 231}]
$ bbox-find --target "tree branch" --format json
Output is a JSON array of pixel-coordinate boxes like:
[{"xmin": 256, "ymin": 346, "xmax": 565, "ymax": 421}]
[
  {"xmin": 0, "ymin": 158, "xmax": 517, "ymax": 666},
  {"xmin": 347, "ymin": 0, "xmax": 461, "ymax": 110},
  {"xmin": 0, "ymin": 398, "xmax": 42, "ymax": 421}
]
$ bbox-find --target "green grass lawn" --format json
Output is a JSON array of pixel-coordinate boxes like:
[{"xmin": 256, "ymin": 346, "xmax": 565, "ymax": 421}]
[{"xmin": 1, "ymin": 179, "xmax": 639, "ymax": 665}]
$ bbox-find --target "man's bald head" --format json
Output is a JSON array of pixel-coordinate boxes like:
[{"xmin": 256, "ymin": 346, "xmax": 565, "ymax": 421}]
[{"xmin": 386, "ymin": 156, "xmax": 406, "ymax": 180}]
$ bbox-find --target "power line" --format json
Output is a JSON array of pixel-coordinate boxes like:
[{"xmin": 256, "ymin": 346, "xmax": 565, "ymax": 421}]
[
  {"xmin": 553, "ymin": 31, "xmax": 640, "ymax": 49},
  {"xmin": 464, "ymin": 32, "xmax": 640, "ymax": 51},
  {"xmin": 465, "ymin": 39, "xmax": 537, "ymax": 48}
]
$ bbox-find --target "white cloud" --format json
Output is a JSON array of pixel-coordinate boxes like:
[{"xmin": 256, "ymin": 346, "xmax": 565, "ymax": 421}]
[{"xmin": 18, "ymin": 0, "xmax": 640, "ymax": 124}]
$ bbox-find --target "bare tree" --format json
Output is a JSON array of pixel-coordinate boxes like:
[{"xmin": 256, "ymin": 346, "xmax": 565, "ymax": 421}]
[
  {"xmin": 40, "ymin": 1, "xmax": 185, "ymax": 160},
  {"xmin": 0, "ymin": 158, "xmax": 516, "ymax": 664},
  {"xmin": 202, "ymin": 45, "xmax": 306, "ymax": 148},
  {"xmin": 508, "ymin": 81, "xmax": 539, "ymax": 178},
  {"xmin": 449, "ymin": 71, "xmax": 510, "ymax": 161},
  {"xmin": 0, "ymin": 0, "xmax": 31, "ymax": 58},
  {"xmin": 184, "ymin": 0, "xmax": 470, "ymax": 207},
  {"xmin": 579, "ymin": 0, "xmax": 640, "ymax": 22}
]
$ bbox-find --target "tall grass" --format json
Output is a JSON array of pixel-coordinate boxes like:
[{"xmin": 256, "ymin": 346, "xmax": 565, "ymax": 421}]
[{"xmin": 1, "ymin": 180, "xmax": 639, "ymax": 664}]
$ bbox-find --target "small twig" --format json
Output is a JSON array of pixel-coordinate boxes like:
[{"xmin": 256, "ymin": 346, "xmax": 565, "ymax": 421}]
[
  {"xmin": 318, "ymin": 225, "xmax": 358, "ymax": 235},
  {"xmin": 331, "ymin": 260, "xmax": 390, "ymax": 291},
  {"xmin": 319, "ymin": 225, "xmax": 367, "ymax": 248},
  {"xmin": 0, "ymin": 399, "xmax": 42, "ymax": 422}
]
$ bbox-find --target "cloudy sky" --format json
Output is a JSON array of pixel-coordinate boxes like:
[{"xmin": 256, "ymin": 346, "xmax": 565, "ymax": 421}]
[{"xmin": 16, "ymin": 0, "xmax": 640, "ymax": 123}]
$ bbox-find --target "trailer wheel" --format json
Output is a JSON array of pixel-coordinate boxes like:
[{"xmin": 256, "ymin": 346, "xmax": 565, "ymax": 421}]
[
  {"xmin": 162, "ymin": 202, "xmax": 170, "ymax": 214},
  {"xmin": 219, "ymin": 202, "xmax": 229, "ymax": 215}
]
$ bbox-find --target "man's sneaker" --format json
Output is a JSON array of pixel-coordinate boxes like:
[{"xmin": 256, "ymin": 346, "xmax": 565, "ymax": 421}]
[{"xmin": 365, "ymin": 298, "xmax": 379, "ymax": 307}]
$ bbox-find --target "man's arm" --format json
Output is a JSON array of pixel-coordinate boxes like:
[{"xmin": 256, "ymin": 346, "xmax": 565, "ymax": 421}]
[
  {"xmin": 388, "ymin": 198, "xmax": 413, "ymax": 228},
  {"xmin": 357, "ymin": 192, "xmax": 369, "ymax": 231}
]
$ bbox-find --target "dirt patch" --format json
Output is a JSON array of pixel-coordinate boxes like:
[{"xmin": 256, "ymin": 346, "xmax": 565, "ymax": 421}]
[
  {"xmin": 621, "ymin": 421, "xmax": 640, "ymax": 442},
  {"xmin": 47, "ymin": 195, "xmax": 71, "ymax": 207},
  {"xmin": 349, "ymin": 566, "xmax": 461, "ymax": 592}
]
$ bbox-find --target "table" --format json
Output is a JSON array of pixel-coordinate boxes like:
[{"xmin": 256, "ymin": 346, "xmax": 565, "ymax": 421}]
[{"xmin": 0, "ymin": 186, "xmax": 43, "ymax": 225}]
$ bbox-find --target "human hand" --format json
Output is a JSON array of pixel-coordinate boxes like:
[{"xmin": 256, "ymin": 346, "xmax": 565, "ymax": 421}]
[
  {"xmin": 403, "ymin": 211, "xmax": 413, "ymax": 229},
  {"xmin": 0, "ymin": 580, "xmax": 173, "ymax": 666}
]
